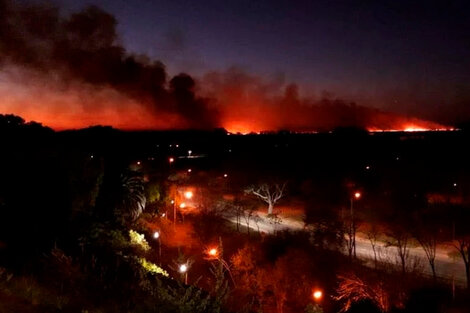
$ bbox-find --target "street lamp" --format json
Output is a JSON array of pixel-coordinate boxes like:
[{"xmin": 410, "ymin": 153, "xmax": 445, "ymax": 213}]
[
  {"xmin": 350, "ymin": 191, "xmax": 361, "ymax": 258},
  {"xmin": 204, "ymin": 246, "xmax": 236, "ymax": 287},
  {"xmin": 179, "ymin": 263, "xmax": 189, "ymax": 284},
  {"xmin": 169, "ymin": 157, "xmax": 174, "ymax": 164},
  {"xmin": 208, "ymin": 248, "xmax": 218, "ymax": 257},
  {"xmin": 184, "ymin": 191, "xmax": 193, "ymax": 199},
  {"xmin": 313, "ymin": 289, "xmax": 323, "ymax": 301},
  {"xmin": 153, "ymin": 231, "xmax": 161, "ymax": 261}
]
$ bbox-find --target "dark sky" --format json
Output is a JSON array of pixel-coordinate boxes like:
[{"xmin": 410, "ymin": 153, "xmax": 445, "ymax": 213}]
[{"xmin": 4, "ymin": 0, "xmax": 468, "ymax": 127}]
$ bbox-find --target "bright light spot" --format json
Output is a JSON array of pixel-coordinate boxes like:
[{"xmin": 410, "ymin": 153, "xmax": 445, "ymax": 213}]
[
  {"xmin": 187, "ymin": 168, "xmax": 192, "ymax": 173},
  {"xmin": 90, "ymin": 155, "xmax": 94, "ymax": 159},
  {"xmin": 175, "ymin": 144, "xmax": 179, "ymax": 148},
  {"xmin": 169, "ymin": 157, "xmax": 174, "ymax": 163},
  {"xmin": 137, "ymin": 161, "xmax": 141, "ymax": 165},
  {"xmin": 208, "ymin": 248, "xmax": 218, "ymax": 256},
  {"xmin": 179, "ymin": 203, "xmax": 186, "ymax": 208},
  {"xmin": 170, "ymin": 200, "xmax": 175, "ymax": 204},
  {"xmin": 153, "ymin": 231, "xmax": 160, "ymax": 239},
  {"xmin": 354, "ymin": 192, "xmax": 361, "ymax": 199},
  {"xmin": 188, "ymin": 150, "xmax": 192, "ymax": 156},
  {"xmin": 184, "ymin": 191, "xmax": 193, "ymax": 199},
  {"xmin": 223, "ymin": 173, "xmax": 228, "ymax": 178},
  {"xmin": 365, "ymin": 166, "xmax": 370, "ymax": 170},
  {"xmin": 404, "ymin": 125, "xmax": 429, "ymax": 132},
  {"xmin": 179, "ymin": 264, "xmax": 188, "ymax": 273},
  {"xmin": 161, "ymin": 213, "xmax": 166, "ymax": 217},
  {"xmin": 313, "ymin": 290, "xmax": 323, "ymax": 300},
  {"xmin": 453, "ymin": 183, "xmax": 457, "ymax": 187}
]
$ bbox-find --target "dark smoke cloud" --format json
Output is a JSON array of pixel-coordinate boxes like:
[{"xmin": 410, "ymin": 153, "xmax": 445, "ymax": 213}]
[
  {"xmin": 201, "ymin": 67, "xmax": 446, "ymax": 132},
  {"xmin": 0, "ymin": 0, "xmax": 447, "ymax": 131},
  {"xmin": 0, "ymin": 0, "xmax": 218, "ymax": 129}
]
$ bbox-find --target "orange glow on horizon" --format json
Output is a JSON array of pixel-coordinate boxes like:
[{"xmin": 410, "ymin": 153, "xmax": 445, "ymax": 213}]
[
  {"xmin": 0, "ymin": 70, "xmax": 456, "ymax": 133},
  {"xmin": 1, "ymin": 86, "xmax": 455, "ymax": 133},
  {"xmin": 368, "ymin": 122, "xmax": 454, "ymax": 133},
  {"xmin": 224, "ymin": 121, "xmax": 263, "ymax": 134}
]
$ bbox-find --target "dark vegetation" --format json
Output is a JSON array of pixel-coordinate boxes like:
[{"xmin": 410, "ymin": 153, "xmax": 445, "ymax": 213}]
[{"xmin": 1, "ymin": 114, "xmax": 470, "ymax": 312}]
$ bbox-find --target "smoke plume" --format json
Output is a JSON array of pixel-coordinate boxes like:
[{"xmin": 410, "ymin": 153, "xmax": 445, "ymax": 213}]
[
  {"xmin": 202, "ymin": 68, "xmax": 447, "ymax": 133},
  {"xmin": 0, "ymin": 0, "xmax": 449, "ymax": 132},
  {"xmin": 0, "ymin": 0, "xmax": 217, "ymax": 129}
]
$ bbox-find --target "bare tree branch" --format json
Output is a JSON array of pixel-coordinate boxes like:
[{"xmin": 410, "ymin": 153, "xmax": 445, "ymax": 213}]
[{"xmin": 245, "ymin": 183, "xmax": 287, "ymax": 215}]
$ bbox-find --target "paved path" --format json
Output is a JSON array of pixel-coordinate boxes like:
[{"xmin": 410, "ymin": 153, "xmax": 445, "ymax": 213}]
[{"xmin": 225, "ymin": 212, "xmax": 467, "ymax": 287}]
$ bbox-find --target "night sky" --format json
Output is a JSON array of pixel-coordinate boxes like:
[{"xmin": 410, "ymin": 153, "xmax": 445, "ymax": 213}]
[
  {"xmin": 54, "ymin": 0, "xmax": 470, "ymax": 117},
  {"xmin": 1, "ymin": 0, "xmax": 470, "ymax": 129}
]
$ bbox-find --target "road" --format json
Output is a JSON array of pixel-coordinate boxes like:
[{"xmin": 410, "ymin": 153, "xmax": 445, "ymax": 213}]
[{"xmin": 225, "ymin": 212, "xmax": 467, "ymax": 287}]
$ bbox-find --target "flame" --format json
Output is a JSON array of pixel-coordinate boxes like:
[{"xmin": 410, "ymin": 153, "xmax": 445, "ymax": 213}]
[
  {"xmin": 1, "ymin": 75, "xmax": 455, "ymax": 133},
  {"xmin": 224, "ymin": 120, "xmax": 263, "ymax": 134}
]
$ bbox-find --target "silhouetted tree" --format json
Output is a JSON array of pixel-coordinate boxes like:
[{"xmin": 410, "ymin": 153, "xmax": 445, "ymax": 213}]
[{"xmin": 245, "ymin": 183, "xmax": 286, "ymax": 215}]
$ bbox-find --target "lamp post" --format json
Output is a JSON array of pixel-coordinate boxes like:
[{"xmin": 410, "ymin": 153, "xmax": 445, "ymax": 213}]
[
  {"xmin": 350, "ymin": 192, "xmax": 361, "ymax": 259},
  {"xmin": 179, "ymin": 263, "xmax": 188, "ymax": 284},
  {"xmin": 171, "ymin": 199, "xmax": 176, "ymax": 226},
  {"xmin": 153, "ymin": 231, "xmax": 161, "ymax": 262},
  {"xmin": 204, "ymin": 245, "xmax": 236, "ymax": 287},
  {"xmin": 173, "ymin": 189, "xmax": 194, "ymax": 226}
]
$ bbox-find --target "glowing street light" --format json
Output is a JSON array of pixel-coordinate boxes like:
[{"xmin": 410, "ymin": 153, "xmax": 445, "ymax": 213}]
[
  {"xmin": 169, "ymin": 157, "xmax": 174, "ymax": 164},
  {"xmin": 313, "ymin": 289, "xmax": 323, "ymax": 301},
  {"xmin": 184, "ymin": 191, "xmax": 193, "ymax": 199},
  {"xmin": 187, "ymin": 168, "xmax": 192, "ymax": 173},
  {"xmin": 179, "ymin": 202, "xmax": 186, "ymax": 209},
  {"xmin": 179, "ymin": 263, "xmax": 189, "ymax": 284},
  {"xmin": 350, "ymin": 191, "xmax": 362, "ymax": 258},
  {"xmin": 204, "ymin": 245, "xmax": 236, "ymax": 286},
  {"xmin": 153, "ymin": 231, "xmax": 162, "ymax": 261},
  {"xmin": 223, "ymin": 173, "xmax": 228, "ymax": 178},
  {"xmin": 179, "ymin": 264, "xmax": 188, "ymax": 273},
  {"xmin": 208, "ymin": 248, "xmax": 218, "ymax": 257}
]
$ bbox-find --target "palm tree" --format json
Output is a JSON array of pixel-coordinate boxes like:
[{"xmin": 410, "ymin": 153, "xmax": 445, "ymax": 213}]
[{"xmin": 117, "ymin": 170, "xmax": 146, "ymax": 223}]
